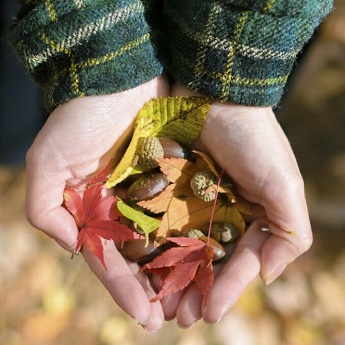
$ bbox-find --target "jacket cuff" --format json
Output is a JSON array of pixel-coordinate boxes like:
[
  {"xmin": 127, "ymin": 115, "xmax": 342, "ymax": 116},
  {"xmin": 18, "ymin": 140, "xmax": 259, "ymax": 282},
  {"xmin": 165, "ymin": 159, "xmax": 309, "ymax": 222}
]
[
  {"xmin": 162, "ymin": 0, "xmax": 333, "ymax": 107},
  {"xmin": 9, "ymin": 0, "xmax": 163, "ymax": 112}
]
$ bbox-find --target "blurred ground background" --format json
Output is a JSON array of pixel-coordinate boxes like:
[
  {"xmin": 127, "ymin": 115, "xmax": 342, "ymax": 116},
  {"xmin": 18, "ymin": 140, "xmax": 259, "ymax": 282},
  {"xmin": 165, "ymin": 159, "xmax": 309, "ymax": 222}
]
[{"xmin": 1, "ymin": 2, "xmax": 345, "ymax": 345}]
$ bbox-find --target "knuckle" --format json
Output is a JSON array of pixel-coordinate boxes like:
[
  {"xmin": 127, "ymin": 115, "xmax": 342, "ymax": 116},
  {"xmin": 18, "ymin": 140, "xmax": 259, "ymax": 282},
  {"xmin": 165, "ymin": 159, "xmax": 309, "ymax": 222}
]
[{"xmin": 25, "ymin": 207, "xmax": 43, "ymax": 231}]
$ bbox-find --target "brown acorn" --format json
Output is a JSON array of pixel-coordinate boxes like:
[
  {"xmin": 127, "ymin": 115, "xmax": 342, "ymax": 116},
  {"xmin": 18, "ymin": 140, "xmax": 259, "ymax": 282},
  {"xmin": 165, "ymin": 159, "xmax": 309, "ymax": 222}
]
[
  {"xmin": 200, "ymin": 236, "xmax": 226, "ymax": 261},
  {"xmin": 119, "ymin": 239, "xmax": 176, "ymax": 264},
  {"xmin": 185, "ymin": 229, "xmax": 225, "ymax": 261},
  {"xmin": 190, "ymin": 170, "xmax": 217, "ymax": 202},
  {"xmin": 120, "ymin": 239, "xmax": 163, "ymax": 264},
  {"xmin": 157, "ymin": 137, "xmax": 189, "ymax": 159},
  {"xmin": 127, "ymin": 172, "xmax": 169, "ymax": 202}
]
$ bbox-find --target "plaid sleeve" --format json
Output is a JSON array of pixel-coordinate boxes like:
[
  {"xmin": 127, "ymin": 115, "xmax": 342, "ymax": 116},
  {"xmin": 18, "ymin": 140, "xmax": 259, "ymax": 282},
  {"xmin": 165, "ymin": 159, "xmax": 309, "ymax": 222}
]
[
  {"xmin": 162, "ymin": 0, "xmax": 334, "ymax": 107},
  {"xmin": 8, "ymin": 0, "xmax": 163, "ymax": 112}
]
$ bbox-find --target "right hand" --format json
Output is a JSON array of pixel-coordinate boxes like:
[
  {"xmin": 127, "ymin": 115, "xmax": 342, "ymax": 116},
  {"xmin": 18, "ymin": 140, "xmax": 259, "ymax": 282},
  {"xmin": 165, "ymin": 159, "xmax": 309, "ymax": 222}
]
[{"xmin": 25, "ymin": 77, "xmax": 169, "ymax": 333}]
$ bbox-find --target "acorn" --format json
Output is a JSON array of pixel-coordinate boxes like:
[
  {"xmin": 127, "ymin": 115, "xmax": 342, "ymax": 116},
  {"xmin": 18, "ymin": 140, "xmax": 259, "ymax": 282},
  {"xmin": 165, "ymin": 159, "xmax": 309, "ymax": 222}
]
[
  {"xmin": 185, "ymin": 229, "xmax": 225, "ymax": 262},
  {"xmin": 201, "ymin": 222, "xmax": 241, "ymax": 244},
  {"xmin": 185, "ymin": 229, "xmax": 204, "ymax": 239},
  {"xmin": 201, "ymin": 237, "xmax": 226, "ymax": 261},
  {"xmin": 157, "ymin": 137, "xmax": 189, "ymax": 159},
  {"xmin": 119, "ymin": 239, "xmax": 177, "ymax": 264},
  {"xmin": 120, "ymin": 239, "xmax": 164, "ymax": 264},
  {"xmin": 135, "ymin": 136, "xmax": 164, "ymax": 169},
  {"xmin": 127, "ymin": 172, "xmax": 169, "ymax": 202},
  {"xmin": 134, "ymin": 137, "xmax": 190, "ymax": 170},
  {"xmin": 190, "ymin": 170, "xmax": 217, "ymax": 202}
]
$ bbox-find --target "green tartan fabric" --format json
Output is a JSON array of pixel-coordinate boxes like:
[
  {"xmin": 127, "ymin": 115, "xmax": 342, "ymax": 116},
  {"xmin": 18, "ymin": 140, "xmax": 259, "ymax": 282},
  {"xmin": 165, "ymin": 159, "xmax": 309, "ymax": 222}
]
[
  {"xmin": 9, "ymin": 0, "xmax": 163, "ymax": 112},
  {"xmin": 162, "ymin": 0, "xmax": 334, "ymax": 106},
  {"xmin": 9, "ymin": 0, "xmax": 333, "ymax": 112}
]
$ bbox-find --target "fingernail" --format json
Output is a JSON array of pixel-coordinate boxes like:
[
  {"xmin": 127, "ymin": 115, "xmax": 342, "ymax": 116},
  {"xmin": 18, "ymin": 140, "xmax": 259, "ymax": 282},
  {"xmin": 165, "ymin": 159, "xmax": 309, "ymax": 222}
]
[
  {"xmin": 203, "ymin": 317, "xmax": 222, "ymax": 325},
  {"xmin": 55, "ymin": 238, "xmax": 75, "ymax": 253},
  {"xmin": 132, "ymin": 316, "xmax": 150, "ymax": 326},
  {"xmin": 141, "ymin": 325, "xmax": 159, "ymax": 334},
  {"xmin": 263, "ymin": 264, "xmax": 287, "ymax": 285},
  {"xmin": 177, "ymin": 320, "xmax": 197, "ymax": 329}
]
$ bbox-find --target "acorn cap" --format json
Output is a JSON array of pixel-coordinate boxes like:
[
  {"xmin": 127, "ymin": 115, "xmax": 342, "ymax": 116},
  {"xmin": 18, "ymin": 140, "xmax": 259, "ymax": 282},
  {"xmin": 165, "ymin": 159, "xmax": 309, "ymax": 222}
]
[
  {"xmin": 190, "ymin": 170, "xmax": 217, "ymax": 202},
  {"xmin": 135, "ymin": 136, "xmax": 164, "ymax": 169}
]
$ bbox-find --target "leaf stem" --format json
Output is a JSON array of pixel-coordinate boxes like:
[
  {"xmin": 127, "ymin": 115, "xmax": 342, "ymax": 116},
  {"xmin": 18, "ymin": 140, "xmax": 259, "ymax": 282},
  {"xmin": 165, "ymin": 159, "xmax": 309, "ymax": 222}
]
[
  {"xmin": 206, "ymin": 169, "xmax": 225, "ymax": 245},
  {"xmin": 266, "ymin": 218, "xmax": 296, "ymax": 235}
]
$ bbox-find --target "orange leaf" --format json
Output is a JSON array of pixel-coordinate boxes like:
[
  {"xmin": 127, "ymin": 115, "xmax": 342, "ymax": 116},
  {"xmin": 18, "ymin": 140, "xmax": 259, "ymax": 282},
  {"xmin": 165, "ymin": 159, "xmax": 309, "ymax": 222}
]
[{"xmin": 139, "ymin": 183, "xmax": 246, "ymax": 239}]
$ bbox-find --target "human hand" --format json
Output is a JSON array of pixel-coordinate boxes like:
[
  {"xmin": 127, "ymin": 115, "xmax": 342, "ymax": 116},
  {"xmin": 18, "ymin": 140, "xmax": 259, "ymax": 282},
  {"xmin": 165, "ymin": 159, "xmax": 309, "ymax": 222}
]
[
  {"xmin": 161, "ymin": 85, "xmax": 312, "ymax": 327},
  {"xmin": 25, "ymin": 77, "xmax": 169, "ymax": 333}
]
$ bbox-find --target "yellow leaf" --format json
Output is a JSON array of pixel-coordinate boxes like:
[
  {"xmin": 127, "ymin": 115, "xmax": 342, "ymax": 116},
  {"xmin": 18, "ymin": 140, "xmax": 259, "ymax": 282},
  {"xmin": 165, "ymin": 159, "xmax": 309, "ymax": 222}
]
[{"xmin": 106, "ymin": 96, "xmax": 211, "ymax": 187}]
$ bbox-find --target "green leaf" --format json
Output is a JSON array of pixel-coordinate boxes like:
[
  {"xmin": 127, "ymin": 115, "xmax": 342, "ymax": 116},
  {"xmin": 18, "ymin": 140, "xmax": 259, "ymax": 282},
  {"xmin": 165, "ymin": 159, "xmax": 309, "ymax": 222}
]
[
  {"xmin": 116, "ymin": 198, "xmax": 160, "ymax": 246},
  {"xmin": 106, "ymin": 96, "xmax": 211, "ymax": 187}
]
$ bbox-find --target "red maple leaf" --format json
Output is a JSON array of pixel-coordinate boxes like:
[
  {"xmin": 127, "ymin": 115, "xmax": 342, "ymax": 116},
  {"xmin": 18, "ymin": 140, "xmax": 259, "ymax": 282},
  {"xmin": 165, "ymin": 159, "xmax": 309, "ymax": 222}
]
[
  {"xmin": 143, "ymin": 237, "xmax": 215, "ymax": 307},
  {"xmin": 63, "ymin": 162, "xmax": 135, "ymax": 269}
]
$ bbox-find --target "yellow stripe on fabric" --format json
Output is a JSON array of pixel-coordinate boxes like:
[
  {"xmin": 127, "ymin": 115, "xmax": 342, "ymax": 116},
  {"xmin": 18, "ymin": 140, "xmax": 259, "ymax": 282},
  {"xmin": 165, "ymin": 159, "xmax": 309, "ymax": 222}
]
[
  {"xmin": 44, "ymin": 33, "xmax": 150, "ymax": 86},
  {"xmin": 45, "ymin": 0, "xmax": 58, "ymax": 22},
  {"xmin": 40, "ymin": 32, "xmax": 83, "ymax": 97},
  {"xmin": 28, "ymin": 2, "xmax": 144, "ymax": 68},
  {"xmin": 78, "ymin": 33, "xmax": 151, "ymax": 68},
  {"xmin": 220, "ymin": 11, "xmax": 249, "ymax": 99},
  {"xmin": 263, "ymin": 0, "xmax": 276, "ymax": 13},
  {"xmin": 190, "ymin": 2, "xmax": 222, "ymax": 89},
  {"xmin": 232, "ymin": 75, "xmax": 289, "ymax": 86},
  {"xmin": 169, "ymin": 44, "xmax": 288, "ymax": 89}
]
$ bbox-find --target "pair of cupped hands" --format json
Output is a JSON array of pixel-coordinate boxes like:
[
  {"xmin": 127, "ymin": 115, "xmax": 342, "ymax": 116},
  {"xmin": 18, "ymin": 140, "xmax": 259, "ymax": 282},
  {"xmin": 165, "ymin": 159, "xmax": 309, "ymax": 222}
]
[{"xmin": 26, "ymin": 76, "xmax": 312, "ymax": 333}]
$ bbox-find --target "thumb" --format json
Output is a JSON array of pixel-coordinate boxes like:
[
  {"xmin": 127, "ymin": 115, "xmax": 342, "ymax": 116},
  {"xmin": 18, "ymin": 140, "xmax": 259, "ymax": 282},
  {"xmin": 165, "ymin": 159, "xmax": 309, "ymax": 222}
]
[
  {"xmin": 260, "ymin": 179, "xmax": 312, "ymax": 285},
  {"xmin": 25, "ymin": 147, "xmax": 78, "ymax": 252}
]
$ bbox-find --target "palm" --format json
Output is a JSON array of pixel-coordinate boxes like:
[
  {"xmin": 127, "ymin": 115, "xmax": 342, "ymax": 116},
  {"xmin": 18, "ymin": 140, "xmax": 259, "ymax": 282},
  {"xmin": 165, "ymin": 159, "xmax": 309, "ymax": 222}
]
[
  {"xmin": 25, "ymin": 77, "xmax": 169, "ymax": 332},
  {"xmin": 162, "ymin": 86, "xmax": 313, "ymax": 326}
]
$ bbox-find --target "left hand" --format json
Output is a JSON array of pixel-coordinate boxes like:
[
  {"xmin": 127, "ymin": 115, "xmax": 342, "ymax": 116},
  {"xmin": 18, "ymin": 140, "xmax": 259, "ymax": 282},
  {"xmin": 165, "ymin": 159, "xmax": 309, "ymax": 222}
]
[{"xmin": 159, "ymin": 85, "xmax": 312, "ymax": 327}]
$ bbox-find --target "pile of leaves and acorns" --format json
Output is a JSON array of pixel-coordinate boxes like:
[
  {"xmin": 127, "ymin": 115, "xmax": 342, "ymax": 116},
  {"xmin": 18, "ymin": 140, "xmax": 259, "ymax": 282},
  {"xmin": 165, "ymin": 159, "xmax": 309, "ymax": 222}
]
[{"xmin": 63, "ymin": 97, "xmax": 252, "ymax": 307}]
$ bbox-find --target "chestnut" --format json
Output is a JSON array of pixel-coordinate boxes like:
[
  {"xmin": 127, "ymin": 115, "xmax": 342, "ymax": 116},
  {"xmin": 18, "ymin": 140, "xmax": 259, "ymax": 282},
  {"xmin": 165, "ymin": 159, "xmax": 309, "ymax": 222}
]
[{"xmin": 127, "ymin": 172, "xmax": 169, "ymax": 202}]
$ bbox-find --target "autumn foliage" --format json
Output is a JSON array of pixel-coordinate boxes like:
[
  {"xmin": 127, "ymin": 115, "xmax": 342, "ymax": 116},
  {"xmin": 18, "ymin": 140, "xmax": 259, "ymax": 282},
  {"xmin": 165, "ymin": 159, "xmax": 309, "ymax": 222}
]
[
  {"xmin": 63, "ymin": 162, "xmax": 135, "ymax": 269},
  {"xmin": 62, "ymin": 97, "xmax": 250, "ymax": 305},
  {"xmin": 144, "ymin": 237, "xmax": 214, "ymax": 306}
]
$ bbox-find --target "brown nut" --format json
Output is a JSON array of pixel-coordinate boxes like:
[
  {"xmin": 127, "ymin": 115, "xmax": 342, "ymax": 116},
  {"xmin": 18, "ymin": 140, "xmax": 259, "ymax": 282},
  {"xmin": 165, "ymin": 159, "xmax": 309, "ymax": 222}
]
[
  {"xmin": 185, "ymin": 229, "xmax": 226, "ymax": 262},
  {"xmin": 158, "ymin": 137, "xmax": 189, "ymax": 159},
  {"xmin": 201, "ymin": 222, "xmax": 241, "ymax": 244},
  {"xmin": 119, "ymin": 239, "xmax": 162, "ymax": 264},
  {"xmin": 120, "ymin": 239, "xmax": 176, "ymax": 264},
  {"xmin": 127, "ymin": 172, "xmax": 169, "ymax": 202},
  {"xmin": 200, "ymin": 236, "xmax": 226, "ymax": 261}
]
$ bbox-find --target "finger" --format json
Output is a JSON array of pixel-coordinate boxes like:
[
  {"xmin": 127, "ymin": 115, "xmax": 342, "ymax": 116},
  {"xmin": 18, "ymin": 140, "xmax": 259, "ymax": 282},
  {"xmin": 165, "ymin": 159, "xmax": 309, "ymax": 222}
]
[
  {"xmin": 151, "ymin": 274, "xmax": 186, "ymax": 321},
  {"xmin": 203, "ymin": 220, "xmax": 269, "ymax": 323},
  {"xmin": 25, "ymin": 149, "xmax": 78, "ymax": 251},
  {"xmin": 175, "ymin": 284, "xmax": 203, "ymax": 328},
  {"xmin": 130, "ymin": 265, "xmax": 165, "ymax": 333},
  {"xmin": 172, "ymin": 241, "xmax": 237, "ymax": 327},
  {"xmin": 260, "ymin": 182, "xmax": 312, "ymax": 284},
  {"xmin": 83, "ymin": 240, "xmax": 155, "ymax": 326}
]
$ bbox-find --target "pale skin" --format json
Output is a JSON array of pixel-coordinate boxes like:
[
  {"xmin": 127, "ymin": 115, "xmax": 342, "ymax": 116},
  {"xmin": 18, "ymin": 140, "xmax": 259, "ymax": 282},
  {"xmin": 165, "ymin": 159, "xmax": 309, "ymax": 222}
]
[{"xmin": 25, "ymin": 76, "xmax": 312, "ymax": 332}]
